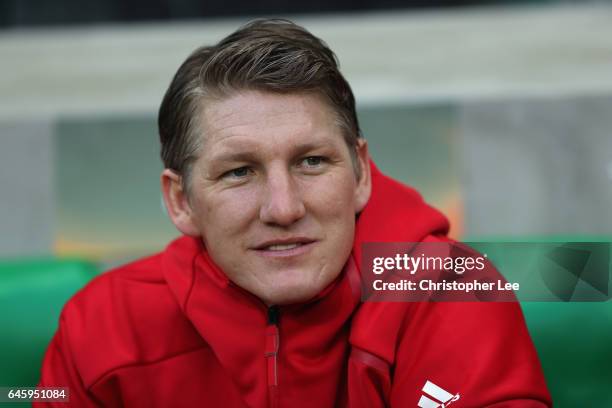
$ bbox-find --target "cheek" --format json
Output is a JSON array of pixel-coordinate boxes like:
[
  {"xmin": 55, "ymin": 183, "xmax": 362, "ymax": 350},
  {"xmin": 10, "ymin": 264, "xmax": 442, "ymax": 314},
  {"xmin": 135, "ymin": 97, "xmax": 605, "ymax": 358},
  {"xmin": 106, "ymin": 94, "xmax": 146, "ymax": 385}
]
[
  {"xmin": 194, "ymin": 188, "xmax": 260, "ymax": 238},
  {"xmin": 304, "ymin": 171, "xmax": 358, "ymax": 217}
]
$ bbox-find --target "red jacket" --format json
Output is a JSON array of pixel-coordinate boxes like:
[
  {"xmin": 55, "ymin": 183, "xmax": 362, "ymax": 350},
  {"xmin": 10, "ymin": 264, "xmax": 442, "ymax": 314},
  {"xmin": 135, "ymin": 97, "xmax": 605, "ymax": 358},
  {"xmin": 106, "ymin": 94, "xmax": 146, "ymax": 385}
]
[{"xmin": 37, "ymin": 164, "xmax": 551, "ymax": 407}]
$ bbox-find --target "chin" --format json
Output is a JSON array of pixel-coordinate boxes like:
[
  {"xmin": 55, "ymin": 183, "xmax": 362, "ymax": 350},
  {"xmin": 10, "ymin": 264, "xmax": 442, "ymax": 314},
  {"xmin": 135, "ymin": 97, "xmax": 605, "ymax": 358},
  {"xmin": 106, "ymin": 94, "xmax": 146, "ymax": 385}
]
[{"xmin": 260, "ymin": 281, "xmax": 322, "ymax": 306}]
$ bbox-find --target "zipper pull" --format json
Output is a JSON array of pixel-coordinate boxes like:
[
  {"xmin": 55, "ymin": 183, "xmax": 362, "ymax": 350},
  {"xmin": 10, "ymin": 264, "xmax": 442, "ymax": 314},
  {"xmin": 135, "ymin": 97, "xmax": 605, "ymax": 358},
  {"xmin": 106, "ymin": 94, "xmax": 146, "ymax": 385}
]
[
  {"xmin": 268, "ymin": 305, "xmax": 280, "ymax": 326},
  {"xmin": 265, "ymin": 306, "xmax": 280, "ymax": 407}
]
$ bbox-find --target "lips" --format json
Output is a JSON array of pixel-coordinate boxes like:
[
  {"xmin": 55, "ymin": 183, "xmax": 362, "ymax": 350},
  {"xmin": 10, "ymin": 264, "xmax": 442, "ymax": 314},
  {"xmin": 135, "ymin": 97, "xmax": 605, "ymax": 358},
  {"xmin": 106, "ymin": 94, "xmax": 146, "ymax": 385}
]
[
  {"xmin": 252, "ymin": 237, "xmax": 317, "ymax": 257},
  {"xmin": 254, "ymin": 238, "xmax": 316, "ymax": 250},
  {"xmin": 266, "ymin": 243, "xmax": 302, "ymax": 251}
]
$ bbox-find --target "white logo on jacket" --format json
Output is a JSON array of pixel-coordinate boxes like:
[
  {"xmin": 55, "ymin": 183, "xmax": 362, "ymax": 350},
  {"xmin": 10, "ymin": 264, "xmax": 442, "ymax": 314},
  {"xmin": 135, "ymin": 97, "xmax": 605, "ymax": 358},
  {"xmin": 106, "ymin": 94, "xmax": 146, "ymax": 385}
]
[{"xmin": 417, "ymin": 380, "xmax": 460, "ymax": 408}]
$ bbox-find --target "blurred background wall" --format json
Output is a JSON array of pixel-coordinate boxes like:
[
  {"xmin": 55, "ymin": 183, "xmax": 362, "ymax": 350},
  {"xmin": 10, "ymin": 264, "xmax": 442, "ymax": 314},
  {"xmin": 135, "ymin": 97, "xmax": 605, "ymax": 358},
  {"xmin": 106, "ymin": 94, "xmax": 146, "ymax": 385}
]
[{"xmin": 1, "ymin": 1, "xmax": 611, "ymax": 268}]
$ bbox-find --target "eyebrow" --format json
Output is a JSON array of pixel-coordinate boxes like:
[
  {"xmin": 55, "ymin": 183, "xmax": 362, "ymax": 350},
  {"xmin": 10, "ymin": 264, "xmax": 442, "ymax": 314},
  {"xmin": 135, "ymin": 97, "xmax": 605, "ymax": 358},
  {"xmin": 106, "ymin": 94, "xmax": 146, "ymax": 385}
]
[
  {"xmin": 209, "ymin": 141, "xmax": 335, "ymax": 163},
  {"xmin": 209, "ymin": 151, "xmax": 257, "ymax": 164}
]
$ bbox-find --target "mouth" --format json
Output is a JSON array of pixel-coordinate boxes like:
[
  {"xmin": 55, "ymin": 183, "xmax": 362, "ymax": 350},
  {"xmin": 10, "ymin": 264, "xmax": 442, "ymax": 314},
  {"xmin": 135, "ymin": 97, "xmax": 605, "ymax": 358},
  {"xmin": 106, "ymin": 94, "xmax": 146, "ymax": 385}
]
[
  {"xmin": 252, "ymin": 238, "xmax": 317, "ymax": 257},
  {"xmin": 265, "ymin": 243, "xmax": 304, "ymax": 251}
]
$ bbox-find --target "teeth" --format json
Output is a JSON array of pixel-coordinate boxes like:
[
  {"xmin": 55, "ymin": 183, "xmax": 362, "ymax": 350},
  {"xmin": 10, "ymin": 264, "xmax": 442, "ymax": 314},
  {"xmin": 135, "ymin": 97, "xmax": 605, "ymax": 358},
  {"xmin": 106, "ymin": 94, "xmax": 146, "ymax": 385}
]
[{"xmin": 266, "ymin": 243, "xmax": 301, "ymax": 251}]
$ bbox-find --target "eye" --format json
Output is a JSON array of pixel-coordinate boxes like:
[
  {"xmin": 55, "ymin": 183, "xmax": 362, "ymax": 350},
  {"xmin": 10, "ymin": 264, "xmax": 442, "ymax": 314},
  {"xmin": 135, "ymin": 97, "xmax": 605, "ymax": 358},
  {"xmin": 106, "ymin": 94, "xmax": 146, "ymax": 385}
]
[
  {"xmin": 222, "ymin": 166, "xmax": 252, "ymax": 179},
  {"xmin": 301, "ymin": 156, "xmax": 325, "ymax": 167}
]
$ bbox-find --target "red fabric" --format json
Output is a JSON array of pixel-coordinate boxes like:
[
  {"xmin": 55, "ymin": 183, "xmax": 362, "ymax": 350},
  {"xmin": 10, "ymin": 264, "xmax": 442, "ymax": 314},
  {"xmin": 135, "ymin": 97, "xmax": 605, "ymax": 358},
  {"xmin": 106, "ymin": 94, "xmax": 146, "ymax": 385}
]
[{"xmin": 36, "ymin": 163, "xmax": 551, "ymax": 407}]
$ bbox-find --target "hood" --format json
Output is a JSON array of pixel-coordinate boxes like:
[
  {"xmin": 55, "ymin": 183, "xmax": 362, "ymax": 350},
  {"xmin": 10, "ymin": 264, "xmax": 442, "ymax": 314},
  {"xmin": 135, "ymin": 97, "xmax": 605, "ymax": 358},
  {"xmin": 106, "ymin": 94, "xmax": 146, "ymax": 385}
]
[{"xmin": 352, "ymin": 161, "xmax": 449, "ymax": 264}]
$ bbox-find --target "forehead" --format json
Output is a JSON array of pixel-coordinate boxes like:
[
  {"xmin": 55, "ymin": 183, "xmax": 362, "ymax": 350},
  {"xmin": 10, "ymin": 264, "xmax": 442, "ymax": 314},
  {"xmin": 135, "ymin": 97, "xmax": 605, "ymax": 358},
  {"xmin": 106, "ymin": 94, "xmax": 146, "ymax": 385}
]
[{"xmin": 197, "ymin": 90, "xmax": 344, "ymax": 158}]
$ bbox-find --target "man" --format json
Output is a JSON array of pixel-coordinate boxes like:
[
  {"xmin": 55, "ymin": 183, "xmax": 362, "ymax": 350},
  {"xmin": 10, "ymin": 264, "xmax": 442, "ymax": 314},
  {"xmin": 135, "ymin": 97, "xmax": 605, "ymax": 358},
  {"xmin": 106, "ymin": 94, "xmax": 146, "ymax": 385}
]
[{"xmin": 37, "ymin": 19, "xmax": 551, "ymax": 407}]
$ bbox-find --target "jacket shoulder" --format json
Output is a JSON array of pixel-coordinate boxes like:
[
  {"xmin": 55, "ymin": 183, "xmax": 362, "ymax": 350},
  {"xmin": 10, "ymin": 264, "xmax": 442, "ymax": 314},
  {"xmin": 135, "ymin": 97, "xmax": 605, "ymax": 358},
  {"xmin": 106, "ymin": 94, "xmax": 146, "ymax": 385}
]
[
  {"xmin": 349, "ymin": 233, "xmax": 551, "ymax": 406},
  {"xmin": 58, "ymin": 250, "xmax": 205, "ymax": 389}
]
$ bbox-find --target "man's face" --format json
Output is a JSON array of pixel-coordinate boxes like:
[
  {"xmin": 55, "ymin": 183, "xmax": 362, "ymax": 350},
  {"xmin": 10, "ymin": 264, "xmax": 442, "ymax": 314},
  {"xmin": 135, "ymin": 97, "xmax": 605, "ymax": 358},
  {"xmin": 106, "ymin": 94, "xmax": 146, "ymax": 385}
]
[{"xmin": 172, "ymin": 90, "xmax": 370, "ymax": 305}]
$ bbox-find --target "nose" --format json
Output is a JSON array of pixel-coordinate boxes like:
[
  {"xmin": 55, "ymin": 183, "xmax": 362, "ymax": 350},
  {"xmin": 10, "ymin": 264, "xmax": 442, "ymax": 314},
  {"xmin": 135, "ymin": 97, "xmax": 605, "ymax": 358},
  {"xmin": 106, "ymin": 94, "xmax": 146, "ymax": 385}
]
[{"xmin": 259, "ymin": 167, "xmax": 306, "ymax": 226}]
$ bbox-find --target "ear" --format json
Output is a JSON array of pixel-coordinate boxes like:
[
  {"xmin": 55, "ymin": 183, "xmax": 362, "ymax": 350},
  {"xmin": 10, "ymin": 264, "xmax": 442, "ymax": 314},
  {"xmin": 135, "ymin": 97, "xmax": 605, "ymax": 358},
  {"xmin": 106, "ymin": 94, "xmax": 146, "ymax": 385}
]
[
  {"xmin": 353, "ymin": 138, "xmax": 372, "ymax": 213},
  {"xmin": 160, "ymin": 169, "xmax": 200, "ymax": 236}
]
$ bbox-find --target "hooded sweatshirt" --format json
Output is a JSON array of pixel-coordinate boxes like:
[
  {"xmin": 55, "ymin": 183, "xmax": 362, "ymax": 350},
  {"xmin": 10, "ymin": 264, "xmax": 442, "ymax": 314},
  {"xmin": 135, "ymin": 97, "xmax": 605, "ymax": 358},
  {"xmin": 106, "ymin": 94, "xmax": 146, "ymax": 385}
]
[{"xmin": 36, "ymin": 163, "xmax": 551, "ymax": 407}]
